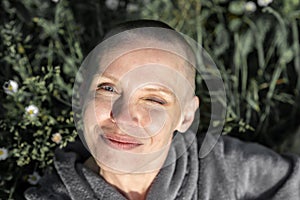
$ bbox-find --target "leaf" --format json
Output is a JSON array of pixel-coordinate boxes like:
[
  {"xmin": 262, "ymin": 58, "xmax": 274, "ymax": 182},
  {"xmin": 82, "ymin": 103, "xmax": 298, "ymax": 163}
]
[
  {"xmin": 246, "ymin": 96, "xmax": 260, "ymax": 112},
  {"xmin": 213, "ymin": 24, "xmax": 230, "ymax": 56},
  {"xmin": 280, "ymin": 48, "xmax": 294, "ymax": 64},
  {"xmin": 229, "ymin": 18, "xmax": 242, "ymax": 32},
  {"xmin": 240, "ymin": 29, "xmax": 254, "ymax": 57},
  {"xmin": 229, "ymin": 1, "xmax": 245, "ymax": 15}
]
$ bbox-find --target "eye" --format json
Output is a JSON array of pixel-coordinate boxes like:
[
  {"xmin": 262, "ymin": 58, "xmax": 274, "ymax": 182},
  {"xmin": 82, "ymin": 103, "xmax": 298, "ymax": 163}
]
[
  {"xmin": 97, "ymin": 83, "xmax": 118, "ymax": 94},
  {"xmin": 145, "ymin": 97, "xmax": 167, "ymax": 105}
]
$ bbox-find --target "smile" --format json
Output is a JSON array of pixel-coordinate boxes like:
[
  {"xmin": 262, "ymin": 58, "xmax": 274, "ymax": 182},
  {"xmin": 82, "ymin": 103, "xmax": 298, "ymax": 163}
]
[{"xmin": 101, "ymin": 134, "xmax": 143, "ymax": 150}]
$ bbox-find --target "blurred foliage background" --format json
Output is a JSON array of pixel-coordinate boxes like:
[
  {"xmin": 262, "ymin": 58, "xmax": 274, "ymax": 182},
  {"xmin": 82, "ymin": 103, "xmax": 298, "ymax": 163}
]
[{"xmin": 0, "ymin": 0, "xmax": 299, "ymax": 199}]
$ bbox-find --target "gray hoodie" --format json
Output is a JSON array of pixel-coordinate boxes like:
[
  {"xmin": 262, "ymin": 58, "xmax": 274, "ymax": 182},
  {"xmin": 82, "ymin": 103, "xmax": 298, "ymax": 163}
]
[{"xmin": 24, "ymin": 131, "xmax": 300, "ymax": 200}]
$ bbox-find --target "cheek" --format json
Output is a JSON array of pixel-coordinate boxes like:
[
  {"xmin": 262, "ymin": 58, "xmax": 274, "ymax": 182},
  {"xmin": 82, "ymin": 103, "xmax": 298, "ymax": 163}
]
[
  {"xmin": 86, "ymin": 100, "xmax": 112, "ymax": 122},
  {"xmin": 95, "ymin": 100, "xmax": 111, "ymax": 119},
  {"xmin": 83, "ymin": 101, "xmax": 112, "ymax": 149},
  {"xmin": 165, "ymin": 105, "xmax": 182, "ymax": 129},
  {"xmin": 148, "ymin": 105, "xmax": 182, "ymax": 141},
  {"xmin": 84, "ymin": 100, "xmax": 112, "ymax": 125},
  {"xmin": 150, "ymin": 116, "xmax": 175, "ymax": 146}
]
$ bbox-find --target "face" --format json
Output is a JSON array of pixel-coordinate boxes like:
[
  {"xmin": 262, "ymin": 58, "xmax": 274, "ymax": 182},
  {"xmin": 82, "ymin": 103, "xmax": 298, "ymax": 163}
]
[{"xmin": 83, "ymin": 49, "xmax": 198, "ymax": 173}]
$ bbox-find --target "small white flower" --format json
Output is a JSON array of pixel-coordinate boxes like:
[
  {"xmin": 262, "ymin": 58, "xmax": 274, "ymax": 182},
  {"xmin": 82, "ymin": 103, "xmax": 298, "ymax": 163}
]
[
  {"xmin": 52, "ymin": 0, "xmax": 59, "ymax": 3},
  {"xmin": 244, "ymin": 2, "xmax": 257, "ymax": 12},
  {"xmin": 0, "ymin": 148, "xmax": 8, "ymax": 160},
  {"xmin": 3, "ymin": 80, "xmax": 18, "ymax": 95},
  {"xmin": 51, "ymin": 132, "xmax": 62, "ymax": 144},
  {"xmin": 25, "ymin": 105, "xmax": 39, "ymax": 117},
  {"xmin": 257, "ymin": 0, "xmax": 273, "ymax": 7},
  {"xmin": 27, "ymin": 172, "xmax": 41, "ymax": 185},
  {"xmin": 105, "ymin": 0, "xmax": 119, "ymax": 10},
  {"xmin": 126, "ymin": 3, "xmax": 139, "ymax": 13}
]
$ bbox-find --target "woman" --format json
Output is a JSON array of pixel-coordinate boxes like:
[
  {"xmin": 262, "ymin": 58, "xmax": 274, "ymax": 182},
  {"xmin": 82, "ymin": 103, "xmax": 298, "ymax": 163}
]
[{"xmin": 25, "ymin": 20, "xmax": 300, "ymax": 200}]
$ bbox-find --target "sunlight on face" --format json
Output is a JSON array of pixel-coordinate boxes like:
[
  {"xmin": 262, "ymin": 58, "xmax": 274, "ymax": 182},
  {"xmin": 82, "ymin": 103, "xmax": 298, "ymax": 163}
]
[{"xmin": 83, "ymin": 49, "xmax": 196, "ymax": 173}]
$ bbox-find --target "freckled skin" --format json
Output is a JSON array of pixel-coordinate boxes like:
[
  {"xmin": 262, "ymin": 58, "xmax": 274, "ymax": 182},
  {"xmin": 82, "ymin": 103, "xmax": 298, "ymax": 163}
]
[
  {"xmin": 82, "ymin": 48, "xmax": 199, "ymax": 199},
  {"xmin": 84, "ymin": 49, "xmax": 195, "ymax": 158}
]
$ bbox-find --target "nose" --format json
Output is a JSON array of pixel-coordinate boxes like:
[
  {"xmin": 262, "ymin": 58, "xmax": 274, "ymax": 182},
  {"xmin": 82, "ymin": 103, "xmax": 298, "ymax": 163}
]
[{"xmin": 110, "ymin": 95, "xmax": 150, "ymax": 128}]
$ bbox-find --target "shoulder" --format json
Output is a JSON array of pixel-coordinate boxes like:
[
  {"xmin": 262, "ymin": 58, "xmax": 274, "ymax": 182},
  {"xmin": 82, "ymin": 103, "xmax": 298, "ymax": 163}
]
[
  {"xmin": 216, "ymin": 135, "xmax": 289, "ymax": 161},
  {"xmin": 200, "ymin": 134, "xmax": 294, "ymax": 165},
  {"xmin": 198, "ymin": 134, "xmax": 300, "ymax": 199}
]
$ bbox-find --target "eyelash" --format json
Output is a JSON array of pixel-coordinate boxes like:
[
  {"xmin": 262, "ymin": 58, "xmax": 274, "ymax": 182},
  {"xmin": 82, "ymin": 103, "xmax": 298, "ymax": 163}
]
[
  {"xmin": 97, "ymin": 83, "xmax": 118, "ymax": 94},
  {"xmin": 96, "ymin": 83, "xmax": 167, "ymax": 105},
  {"xmin": 145, "ymin": 97, "xmax": 166, "ymax": 105}
]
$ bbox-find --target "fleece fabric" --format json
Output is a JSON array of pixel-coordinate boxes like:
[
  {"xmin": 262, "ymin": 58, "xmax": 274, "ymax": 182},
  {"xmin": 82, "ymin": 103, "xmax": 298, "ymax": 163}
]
[{"xmin": 24, "ymin": 131, "xmax": 300, "ymax": 200}]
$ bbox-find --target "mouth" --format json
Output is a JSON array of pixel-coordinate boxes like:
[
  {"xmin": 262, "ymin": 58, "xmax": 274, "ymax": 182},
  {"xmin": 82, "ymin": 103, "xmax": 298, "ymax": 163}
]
[{"xmin": 101, "ymin": 134, "xmax": 143, "ymax": 150}]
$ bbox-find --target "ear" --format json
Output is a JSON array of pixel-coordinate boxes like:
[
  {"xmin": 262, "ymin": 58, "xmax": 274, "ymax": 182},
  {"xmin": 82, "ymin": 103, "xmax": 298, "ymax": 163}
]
[{"xmin": 176, "ymin": 96, "xmax": 199, "ymax": 133}]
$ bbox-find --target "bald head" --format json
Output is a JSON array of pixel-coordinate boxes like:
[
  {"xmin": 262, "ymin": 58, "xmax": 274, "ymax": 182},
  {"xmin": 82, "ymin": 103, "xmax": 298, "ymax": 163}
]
[
  {"xmin": 101, "ymin": 20, "xmax": 197, "ymax": 91},
  {"xmin": 77, "ymin": 20, "xmax": 197, "ymax": 109}
]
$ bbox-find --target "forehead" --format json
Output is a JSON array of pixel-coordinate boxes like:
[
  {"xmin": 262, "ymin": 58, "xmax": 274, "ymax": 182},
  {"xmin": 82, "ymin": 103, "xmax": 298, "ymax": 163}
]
[{"xmin": 101, "ymin": 49, "xmax": 187, "ymax": 77}]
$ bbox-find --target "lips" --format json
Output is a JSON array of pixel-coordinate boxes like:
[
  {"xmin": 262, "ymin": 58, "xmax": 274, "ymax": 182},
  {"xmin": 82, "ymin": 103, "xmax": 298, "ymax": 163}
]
[{"xmin": 101, "ymin": 134, "xmax": 143, "ymax": 150}]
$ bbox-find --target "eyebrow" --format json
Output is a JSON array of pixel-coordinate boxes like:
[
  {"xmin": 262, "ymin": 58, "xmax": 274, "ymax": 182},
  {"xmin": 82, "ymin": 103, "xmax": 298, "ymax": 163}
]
[
  {"xmin": 95, "ymin": 73, "xmax": 119, "ymax": 83},
  {"xmin": 142, "ymin": 87, "xmax": 175, "ymax": 98}
]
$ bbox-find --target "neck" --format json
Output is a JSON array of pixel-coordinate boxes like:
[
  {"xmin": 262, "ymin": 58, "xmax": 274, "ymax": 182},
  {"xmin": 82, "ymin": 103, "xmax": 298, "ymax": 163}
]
[{"xmin": 100, "ymin": 169, "xmax": 159, "ymax": 200}]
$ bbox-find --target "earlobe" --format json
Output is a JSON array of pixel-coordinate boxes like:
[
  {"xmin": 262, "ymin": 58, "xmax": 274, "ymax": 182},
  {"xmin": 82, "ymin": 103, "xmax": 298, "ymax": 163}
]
[{"xmin": 176, "ymin": 96, "xmax": 199, "ymax": 133}]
